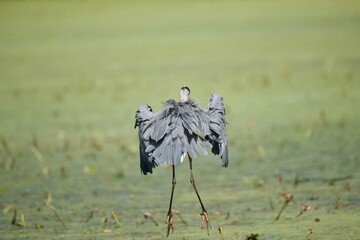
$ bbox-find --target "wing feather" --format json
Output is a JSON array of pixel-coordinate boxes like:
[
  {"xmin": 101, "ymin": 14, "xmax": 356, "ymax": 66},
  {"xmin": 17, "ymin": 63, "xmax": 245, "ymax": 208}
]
[
  {"xmin": 207, "ymin": 94, "xmax": 229, "ymax": 167},
  {"xmin": 134, "ymin": 104, "xmax": 156, "ymax": 174}
]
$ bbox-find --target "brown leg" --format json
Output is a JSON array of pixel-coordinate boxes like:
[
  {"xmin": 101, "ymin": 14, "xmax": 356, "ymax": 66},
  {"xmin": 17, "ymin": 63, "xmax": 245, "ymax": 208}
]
[
  {"xmin": 165, "ymin": 165, "xmax": 176, "ymax": 237},
  {"xmin": 189, "ymin": 156, "xmax": 211, "ymax": 234}
]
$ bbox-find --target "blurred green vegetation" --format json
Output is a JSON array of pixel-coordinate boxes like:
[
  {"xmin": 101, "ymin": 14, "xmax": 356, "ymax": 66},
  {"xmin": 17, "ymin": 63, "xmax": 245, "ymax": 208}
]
[{"xmin": 0, "ymin": 1, "xmax": 359, "ymax": 239}]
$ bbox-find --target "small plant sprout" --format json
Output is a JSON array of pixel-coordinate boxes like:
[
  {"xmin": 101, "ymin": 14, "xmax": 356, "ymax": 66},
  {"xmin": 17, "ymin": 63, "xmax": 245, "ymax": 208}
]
[
  {"xmin": 84, "ymin": 208, "xmax": 98, "ymax": 223},
  {"xmin": 294, "ymin": 173, "xmax": 300, "ymax": 187},
  {"xmin": 30, "ymin": 144, "xmax": 44, "ymax": 162},
  {"xmin": 9, "ymin": 206, "xmax": 25, "ymax": 227},
  {"xmin": 255, "ymin": 179, "xmax": 266, "ymax": 188},
  {"xmin": 304, "ymin": 228, "xmax": 313, "ymax": 240},
  {"xmin": 274, "ymin": 172, "xmax": 286, "ymax": 190},
  {"xmin": 101, "ymin": 216, "xmax": 112, "ymax": 233},
  {"xmin": 297, "ymin": 205, "xmax": 311, "ymax": 217},
  {"xmin": 1, "ymin": 136, "xmax": 16, "ymax": 171},
  {"xmin": 17, "ymin": 212, "xmax": 26, "ymax": 227},
  {"xmin": 144, "ymin": 211, "xmax": 158, "ymax": 226},
  {"xmin": 274, "ymin": 172, "xmax": 283, "ymax": 183},
  {"xmin": 172, "ymin": 209, "xmax": 187, "ymax": 226},
  {"xmin": 332, "ymin": 198, "xmax": 342, "ymax": 210},
  {"xmin": 11, "ymin": 207, "xmax": 17, "ymax": 225},
  {"xmin": 101, "ymin": 216, "xmax": 108, "ymax": 229},
  {"xmin": 269, "ymin": 197, "xmax": 274, "ymax": 211},
  {"xmin": 111, "ymin": 211, "xmax": 123, "ymax": 228},
  {"xmin": 275, "ymin": 192, "xmax": 293, "ymax": 220},
  {"xmin": 43, "ymin": 192, "xmax": 66, "ymax": 227},
  {"xmin": 218, "ymin": 225, "xmax": 224, "ymax": 240}
]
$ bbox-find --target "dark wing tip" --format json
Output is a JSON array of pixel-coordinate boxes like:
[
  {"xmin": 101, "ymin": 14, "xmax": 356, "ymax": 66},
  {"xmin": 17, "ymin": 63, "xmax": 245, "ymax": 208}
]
[{"xmin": 221, "ymin": 144, "xmax": 228, "ymax": 167}]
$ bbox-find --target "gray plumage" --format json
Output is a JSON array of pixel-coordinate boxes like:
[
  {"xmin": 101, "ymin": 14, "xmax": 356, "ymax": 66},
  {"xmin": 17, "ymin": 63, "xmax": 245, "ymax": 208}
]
[{"xmin": 135, "ymin": 89, "xmax": 228, "ymax": 175}]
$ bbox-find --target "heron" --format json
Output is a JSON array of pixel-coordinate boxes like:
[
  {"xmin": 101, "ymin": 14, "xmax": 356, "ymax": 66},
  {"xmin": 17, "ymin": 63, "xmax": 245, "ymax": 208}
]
[{"xmin": 134, "ymin": 86, "xmax": 228, "ymax": 236}]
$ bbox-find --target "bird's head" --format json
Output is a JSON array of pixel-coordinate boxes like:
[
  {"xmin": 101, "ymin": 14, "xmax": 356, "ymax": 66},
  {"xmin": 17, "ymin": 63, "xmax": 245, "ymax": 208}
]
[{"xmin": 179, "ymin": 86, "xmax": 191, "ymax": 102}]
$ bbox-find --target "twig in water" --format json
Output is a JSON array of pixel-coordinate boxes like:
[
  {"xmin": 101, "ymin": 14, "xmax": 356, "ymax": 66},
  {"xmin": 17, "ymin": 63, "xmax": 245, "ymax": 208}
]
[
  {"xmin": 16, "ymin": 213, "xmax": 26, "ymax": 227},
  {"xmin": 296, "ymin": 205, "xmax": 311, "ymax": 217},
  {"xmin": 1, "ymin": 136, "xmax": 16, "ymax": 171},
  {"xmin": 172, "ymin": 209, "xmax": 187, "ymax": 226},
  {"xmin": 35, "ymin": 223, "xmax": 44, "ymax": 229},
  {"xmin": 101, "ymin": 216, "xmax": 109, "ymax": 230},
  {"xmin": 274, "ymin": 172, "xmax": 286, "ymax": 191},
  {"xmin": 9, "ymin": 207, "xmax": 26, "ymax": 227},
  {"xmin": 304, "ymin": 228, "xmax": 313, "ymax": 240},
  {"xmin": 111, "ymin": 211, "xmax": 123, "ymax": 228},
  {"xmin": 218, "ymin": 225, "xmax": 224, "ymax": 240},
  {"xmin": 0, "ymin": 135, "xmax": 12, "ymax": 156},
  {"xmin": 275, "ymin": 192, "xmax": 293, "ymax": 220},
  {"xmin": 43, "ymin": 193, "xmax": 66, "ymax": 227},
  {"xmin": 11, "ymin": 207, "xmax": 17, "ymax": 225},
  {"xmin": 84, "ymin": 208, "xmax": 97, "ymax": 223},
  {"xmin": 144, "ymin": 212, "xmax": 158, "ymax": 226},
  {"xmin": 269, "ymin": 197, "xmax": 274, "ymax": 211},
  {"xmin": 30, "ymin": 145, "xmax": 44, "ymax": 162},
  {"xmin": 294, "ymin": 173, "xmax": 300, "ymax": 187}
]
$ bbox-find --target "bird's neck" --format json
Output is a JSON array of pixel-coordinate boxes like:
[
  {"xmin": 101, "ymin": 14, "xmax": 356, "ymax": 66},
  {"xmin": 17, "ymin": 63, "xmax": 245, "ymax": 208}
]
[{"xmin": 179, "ymin": 93, "xmax": 189, "ymax": 102}]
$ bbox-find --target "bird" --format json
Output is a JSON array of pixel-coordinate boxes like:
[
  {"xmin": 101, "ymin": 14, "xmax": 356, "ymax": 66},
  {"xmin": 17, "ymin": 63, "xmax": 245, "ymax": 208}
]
[{"xmin": 134, "ymin": 86, "xmax": 228, "ymax": 236}]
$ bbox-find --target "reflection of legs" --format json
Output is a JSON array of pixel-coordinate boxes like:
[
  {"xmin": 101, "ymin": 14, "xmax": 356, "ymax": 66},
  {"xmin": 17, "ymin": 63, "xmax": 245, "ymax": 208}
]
[
  {"xmin": 165, "ymin": 165, "xmax": 176, "ymax": 237},
  {"xmin": 189, "ymin": 156, "xmax": 211, "ymax": 233}
]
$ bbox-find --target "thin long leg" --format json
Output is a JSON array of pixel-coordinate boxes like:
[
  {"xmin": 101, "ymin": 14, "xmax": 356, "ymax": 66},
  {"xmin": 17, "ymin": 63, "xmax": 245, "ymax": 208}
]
[
  {"xmin": 165, "ymin": 165, "xmax": 176, "ymax": 237},
  {"xmin": 189, "ymin": 156, "xmax": 211, "ymax": 233}
]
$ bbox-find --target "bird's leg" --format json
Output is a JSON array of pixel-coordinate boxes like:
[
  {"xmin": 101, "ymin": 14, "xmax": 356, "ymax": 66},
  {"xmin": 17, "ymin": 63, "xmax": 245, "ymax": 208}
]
[
  {"xmin": 165, "ymin": 165, "xmax": 176, "ymax": 237},
  {"xmin": 189, "ymin": 156, "xmax": 211, "ymax": 234}
]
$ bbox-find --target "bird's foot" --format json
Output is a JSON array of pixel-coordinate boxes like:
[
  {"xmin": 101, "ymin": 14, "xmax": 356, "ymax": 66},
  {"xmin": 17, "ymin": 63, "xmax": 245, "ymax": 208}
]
[
  {"xmin": 165, "ymin": 212, "xmax": 174, "ymax": 237},
  {"xmin": 200, "ymin": 210, "xmax": 211, "ymax": 234}
]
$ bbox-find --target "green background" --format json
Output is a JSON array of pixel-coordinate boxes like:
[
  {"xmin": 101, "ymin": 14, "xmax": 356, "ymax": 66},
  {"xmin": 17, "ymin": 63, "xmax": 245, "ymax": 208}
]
[{"xmin": 1, "ymin": 1, "xmax": 359, "ymax": 239}]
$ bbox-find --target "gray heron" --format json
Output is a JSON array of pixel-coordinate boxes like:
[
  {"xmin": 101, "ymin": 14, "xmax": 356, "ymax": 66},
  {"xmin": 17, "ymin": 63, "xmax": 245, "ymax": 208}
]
[{"xmin": 134, "ymin": 86, "xmax": 228, "ymax": 236}]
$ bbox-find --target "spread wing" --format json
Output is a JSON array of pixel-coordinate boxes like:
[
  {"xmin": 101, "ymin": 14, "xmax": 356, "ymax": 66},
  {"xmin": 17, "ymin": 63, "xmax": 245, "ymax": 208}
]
[
  {"xmin": 135, "ymin": 95, "xmax": 228, "ymax": 175},
  {"xmin": 135, "ymin": 100, "xmax": 212, "ymax": 173},
  {"xmin": 134, "ymin": 104, "xmax": 156, "ymax": 175},
  {"xmin": 207, "ymin": 93, "xmax": 228, "ymax": 167}
]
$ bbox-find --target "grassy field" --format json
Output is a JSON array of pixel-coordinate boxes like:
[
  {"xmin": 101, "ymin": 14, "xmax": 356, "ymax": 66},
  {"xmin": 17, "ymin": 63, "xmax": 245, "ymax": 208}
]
[{"xmin": 1, "ymin": 1, "xmax": 360, "ymax": 239}]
